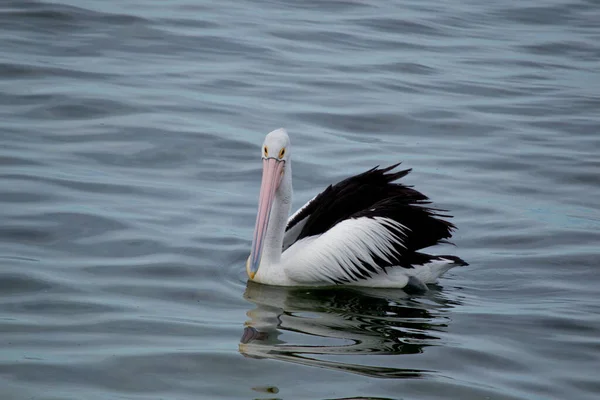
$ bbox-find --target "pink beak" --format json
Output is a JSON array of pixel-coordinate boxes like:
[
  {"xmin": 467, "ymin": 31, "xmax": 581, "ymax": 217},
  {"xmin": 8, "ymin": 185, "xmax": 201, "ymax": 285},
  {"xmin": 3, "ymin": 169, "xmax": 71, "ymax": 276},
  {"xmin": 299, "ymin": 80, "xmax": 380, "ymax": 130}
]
[{"xmin": 249, "ymin": 158, "xmax": 285, "ymax": 277}]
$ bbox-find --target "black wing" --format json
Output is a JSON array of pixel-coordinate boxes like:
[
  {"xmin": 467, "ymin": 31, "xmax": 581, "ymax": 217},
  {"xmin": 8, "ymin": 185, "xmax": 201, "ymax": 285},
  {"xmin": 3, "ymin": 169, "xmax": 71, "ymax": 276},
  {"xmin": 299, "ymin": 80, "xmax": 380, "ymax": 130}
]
[{"xmin": 285, "ymin": 163, "xmax": 456, "ymax": 265}]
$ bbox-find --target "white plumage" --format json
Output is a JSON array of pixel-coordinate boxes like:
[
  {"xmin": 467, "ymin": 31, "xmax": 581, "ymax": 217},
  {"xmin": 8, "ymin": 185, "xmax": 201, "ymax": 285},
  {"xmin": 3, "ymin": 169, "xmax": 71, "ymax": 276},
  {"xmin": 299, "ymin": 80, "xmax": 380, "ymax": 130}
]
[{"xmin": 285, "ymin": 217, "xmax": 407, "ymax": 284}]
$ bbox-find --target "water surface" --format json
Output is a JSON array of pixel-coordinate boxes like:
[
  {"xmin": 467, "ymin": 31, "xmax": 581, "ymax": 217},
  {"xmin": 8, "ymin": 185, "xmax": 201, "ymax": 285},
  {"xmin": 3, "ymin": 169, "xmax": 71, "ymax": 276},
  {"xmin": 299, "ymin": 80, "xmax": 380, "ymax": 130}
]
[{"xmin": 1, "ymin": 1, "xmax": 599, "ymax": 399}]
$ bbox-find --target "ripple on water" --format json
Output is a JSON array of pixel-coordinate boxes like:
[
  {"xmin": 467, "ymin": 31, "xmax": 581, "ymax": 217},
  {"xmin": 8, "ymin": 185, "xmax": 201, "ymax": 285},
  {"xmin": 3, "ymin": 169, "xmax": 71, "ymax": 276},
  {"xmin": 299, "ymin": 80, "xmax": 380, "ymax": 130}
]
[{"xmin": 1, "ymin": 0, "xmax": 600, "ymax": 399}]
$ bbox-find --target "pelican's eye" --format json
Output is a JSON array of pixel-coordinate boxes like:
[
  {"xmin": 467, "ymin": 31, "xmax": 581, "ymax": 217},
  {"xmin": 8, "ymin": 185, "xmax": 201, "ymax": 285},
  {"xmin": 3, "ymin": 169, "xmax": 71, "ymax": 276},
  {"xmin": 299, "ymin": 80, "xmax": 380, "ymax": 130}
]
[
  {"xmin": 278, "ymin": 148, "xmax": 286, "ymax": 159},
  {"xmin": 264, "ymin": 146, "xmax": 268, "ymax": 157}
]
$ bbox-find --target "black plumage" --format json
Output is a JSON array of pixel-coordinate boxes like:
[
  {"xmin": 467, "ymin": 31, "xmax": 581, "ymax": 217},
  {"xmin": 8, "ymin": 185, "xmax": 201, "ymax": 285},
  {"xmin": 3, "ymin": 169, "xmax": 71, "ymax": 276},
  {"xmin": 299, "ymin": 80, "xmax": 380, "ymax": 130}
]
[{"xmin": 285, "ymin": 164, "xmax": 466, "ymax": 280}]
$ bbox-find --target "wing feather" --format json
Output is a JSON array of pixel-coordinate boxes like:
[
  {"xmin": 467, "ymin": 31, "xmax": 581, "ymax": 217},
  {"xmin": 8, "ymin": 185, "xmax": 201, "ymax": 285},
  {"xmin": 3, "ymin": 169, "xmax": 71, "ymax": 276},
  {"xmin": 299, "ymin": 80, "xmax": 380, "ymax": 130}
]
[
  {"xmin": 283, "ymin": 217, "xmax": 408, "ymax": 285},
  {"xmin": 283, "ymin": 164, "xmax": 455, "ymax": 254},
  {"xmin": 282, "ymin": 193, "xmax": 318, "ymax": 251},
  {"xmin": 281, "ymin": 164, "xmax": 458, "ymax": 284}
]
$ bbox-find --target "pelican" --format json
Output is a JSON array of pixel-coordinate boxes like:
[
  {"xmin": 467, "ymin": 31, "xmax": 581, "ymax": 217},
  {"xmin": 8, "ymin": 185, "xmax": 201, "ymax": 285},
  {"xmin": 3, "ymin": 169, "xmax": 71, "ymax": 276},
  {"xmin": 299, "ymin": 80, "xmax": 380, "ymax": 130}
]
[{"xmin": 247, "ymin": 128, "xmax": 467, "ymax": 289}]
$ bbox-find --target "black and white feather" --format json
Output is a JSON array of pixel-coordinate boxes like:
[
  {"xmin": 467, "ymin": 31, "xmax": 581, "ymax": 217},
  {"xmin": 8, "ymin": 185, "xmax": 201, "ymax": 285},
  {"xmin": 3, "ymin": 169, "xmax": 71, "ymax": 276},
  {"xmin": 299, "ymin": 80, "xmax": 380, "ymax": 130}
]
[{"xmin": 280, "ymin": 164, "xmax": 466, "ymax": 286}]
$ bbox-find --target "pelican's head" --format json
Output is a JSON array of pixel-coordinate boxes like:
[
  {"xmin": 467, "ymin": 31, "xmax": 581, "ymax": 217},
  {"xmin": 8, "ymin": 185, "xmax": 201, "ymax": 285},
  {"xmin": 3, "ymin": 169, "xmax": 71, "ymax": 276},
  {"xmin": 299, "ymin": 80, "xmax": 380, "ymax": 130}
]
[
  {"xmin": 261, "ymin": 128, "xmax": 290, "ymax": 162},
  {"xmin": 248, "ymin": 128, "xmax": 290, "ymax": 279}
]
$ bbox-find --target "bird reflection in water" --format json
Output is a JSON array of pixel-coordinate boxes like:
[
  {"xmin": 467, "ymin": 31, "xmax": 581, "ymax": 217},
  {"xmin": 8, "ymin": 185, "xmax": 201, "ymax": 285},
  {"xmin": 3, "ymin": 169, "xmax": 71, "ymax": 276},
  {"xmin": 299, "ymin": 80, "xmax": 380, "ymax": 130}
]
[{"xmin": 239, "ymin": 280, "xmax": 460, "ymax": 379}]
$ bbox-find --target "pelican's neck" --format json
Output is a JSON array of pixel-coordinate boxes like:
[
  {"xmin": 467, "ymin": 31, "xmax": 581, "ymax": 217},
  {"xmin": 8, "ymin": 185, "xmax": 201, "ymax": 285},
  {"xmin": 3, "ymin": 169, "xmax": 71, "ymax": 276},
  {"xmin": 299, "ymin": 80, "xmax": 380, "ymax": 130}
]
[{"xmin": 261, "ymin": 162, "xmax": 292, "ymax": 268}]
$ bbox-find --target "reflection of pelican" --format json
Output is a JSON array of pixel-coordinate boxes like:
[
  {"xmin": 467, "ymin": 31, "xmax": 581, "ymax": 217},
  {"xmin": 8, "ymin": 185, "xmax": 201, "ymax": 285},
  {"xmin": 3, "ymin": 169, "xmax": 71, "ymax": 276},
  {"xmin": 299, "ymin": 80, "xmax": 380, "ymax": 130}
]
[
  {"xmin": 239, "ymin": 281, "xmax": 459, "ymax": 378},
  {"xmin": 247, "ymin": 128, "xmax": 467, "ymax": 288}
]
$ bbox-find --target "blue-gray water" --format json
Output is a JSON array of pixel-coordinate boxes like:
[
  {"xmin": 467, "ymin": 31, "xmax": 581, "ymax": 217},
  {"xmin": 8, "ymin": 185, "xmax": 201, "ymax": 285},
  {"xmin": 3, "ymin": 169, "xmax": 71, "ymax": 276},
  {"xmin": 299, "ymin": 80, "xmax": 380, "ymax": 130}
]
[{"xmin": 1, "ymin": 1, "xmax": 599, "ymax": 399}]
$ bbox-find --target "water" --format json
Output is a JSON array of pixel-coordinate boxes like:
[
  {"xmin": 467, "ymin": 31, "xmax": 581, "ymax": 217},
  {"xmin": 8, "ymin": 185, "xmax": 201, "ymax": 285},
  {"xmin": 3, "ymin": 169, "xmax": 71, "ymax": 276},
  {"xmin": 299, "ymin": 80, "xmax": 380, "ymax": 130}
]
[{"xmin": 1, "ymin": 0, "xmax": 599, "ymax": 398}]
